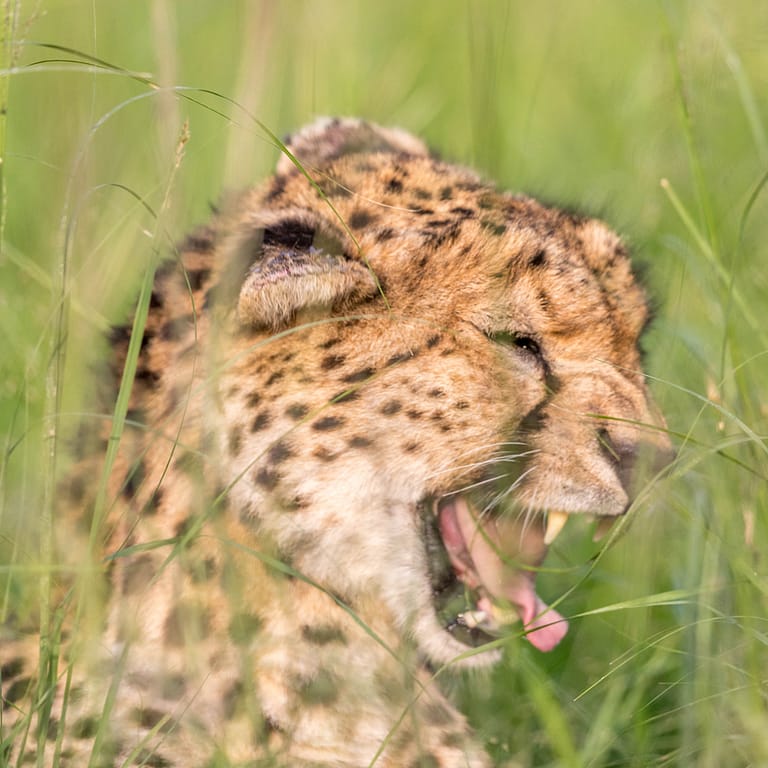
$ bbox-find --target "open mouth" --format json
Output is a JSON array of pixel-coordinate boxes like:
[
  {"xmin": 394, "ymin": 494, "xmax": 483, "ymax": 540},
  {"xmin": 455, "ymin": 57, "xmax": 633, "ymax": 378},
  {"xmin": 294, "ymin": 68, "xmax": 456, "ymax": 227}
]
[{"xmin": 423, "ymin": 495, "xmax": 572, "ymax": 653}]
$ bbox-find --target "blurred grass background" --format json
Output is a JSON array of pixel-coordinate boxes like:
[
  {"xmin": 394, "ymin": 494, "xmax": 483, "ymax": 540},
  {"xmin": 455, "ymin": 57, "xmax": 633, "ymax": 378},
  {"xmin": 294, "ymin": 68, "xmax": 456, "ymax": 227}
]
[{"xmin": 1, "ymin": 1, "xmax": 767, "ymax": 766}]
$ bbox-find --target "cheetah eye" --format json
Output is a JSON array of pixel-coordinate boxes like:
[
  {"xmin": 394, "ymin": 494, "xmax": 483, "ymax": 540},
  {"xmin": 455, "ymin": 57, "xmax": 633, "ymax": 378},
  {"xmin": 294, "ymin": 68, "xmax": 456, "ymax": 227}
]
[{"xmin": 490, "ymin": 332, "xmax": 542, "ymax": 358}]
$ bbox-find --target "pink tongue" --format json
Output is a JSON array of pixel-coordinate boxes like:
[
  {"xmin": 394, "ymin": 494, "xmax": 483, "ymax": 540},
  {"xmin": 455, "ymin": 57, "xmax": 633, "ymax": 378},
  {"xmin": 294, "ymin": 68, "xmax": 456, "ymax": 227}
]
[{"xmin": 440, "ymin": 498, "xmax": 568, "ymax": 652}]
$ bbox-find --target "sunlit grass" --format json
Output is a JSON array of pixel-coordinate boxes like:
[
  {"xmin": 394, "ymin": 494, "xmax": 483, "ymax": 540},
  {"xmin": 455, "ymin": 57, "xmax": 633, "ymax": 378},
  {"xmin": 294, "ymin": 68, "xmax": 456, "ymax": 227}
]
[{"xmin": 1, "ymin": 1, "xmax": 767, "ymax": 766}]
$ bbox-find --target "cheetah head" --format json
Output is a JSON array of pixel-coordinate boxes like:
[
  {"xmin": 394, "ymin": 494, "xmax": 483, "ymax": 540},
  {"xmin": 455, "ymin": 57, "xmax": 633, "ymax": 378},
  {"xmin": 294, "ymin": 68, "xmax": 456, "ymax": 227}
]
[{"xmin": 214, "ymin": 119, "xmax": 672, "ymax": 668}]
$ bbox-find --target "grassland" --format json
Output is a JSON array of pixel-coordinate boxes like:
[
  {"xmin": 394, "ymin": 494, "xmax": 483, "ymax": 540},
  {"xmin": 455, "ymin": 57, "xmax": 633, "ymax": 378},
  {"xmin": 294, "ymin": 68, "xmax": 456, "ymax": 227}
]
[{"xmin": 1, "ymin": 1, "xmax": 767, "ymax": 766}]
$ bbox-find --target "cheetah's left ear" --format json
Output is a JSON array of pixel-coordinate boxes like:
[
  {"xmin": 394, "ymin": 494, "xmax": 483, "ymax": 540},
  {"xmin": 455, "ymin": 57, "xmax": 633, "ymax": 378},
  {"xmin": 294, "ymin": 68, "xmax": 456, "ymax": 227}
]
[{"xmin": 234, "ymin": 211, "xmax": 379, "ymax": 330}]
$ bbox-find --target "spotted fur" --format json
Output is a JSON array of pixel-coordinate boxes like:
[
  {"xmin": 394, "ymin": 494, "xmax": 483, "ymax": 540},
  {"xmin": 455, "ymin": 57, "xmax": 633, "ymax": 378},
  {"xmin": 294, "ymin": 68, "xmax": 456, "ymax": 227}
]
[{"xmin": 1, "ymin": 118, "xmax": 671, "ymax": 767}]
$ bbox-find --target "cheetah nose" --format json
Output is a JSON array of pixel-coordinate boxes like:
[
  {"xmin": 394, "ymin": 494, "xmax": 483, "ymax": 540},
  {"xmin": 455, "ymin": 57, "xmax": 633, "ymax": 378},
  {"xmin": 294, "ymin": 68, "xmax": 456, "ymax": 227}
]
[{"xmin": 597, "ymin": 428, "xmax": 674, "ymax": 497}]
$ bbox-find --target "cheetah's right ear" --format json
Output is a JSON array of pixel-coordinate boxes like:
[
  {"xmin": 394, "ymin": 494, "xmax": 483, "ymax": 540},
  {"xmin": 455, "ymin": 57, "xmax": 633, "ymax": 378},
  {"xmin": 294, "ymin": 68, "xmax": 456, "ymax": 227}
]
[
  {"xmin": 232, "ymin": 211, "xmax": 379, "ymax": 330},
  {"xmin": 276, "ymin": 117, "xmax": 430, "ymax": 176}
]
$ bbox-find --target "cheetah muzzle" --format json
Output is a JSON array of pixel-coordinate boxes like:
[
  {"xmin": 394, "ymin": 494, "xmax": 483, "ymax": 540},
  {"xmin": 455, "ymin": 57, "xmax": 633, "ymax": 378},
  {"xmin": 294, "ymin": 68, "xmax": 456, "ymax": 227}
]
[
  {"xmin": 425, "ymin": 496, "xmax": 568, "ymax": 652},
  {"xmin": 2, "ymin": 117, "xmax": 673, "ymax": 768}
]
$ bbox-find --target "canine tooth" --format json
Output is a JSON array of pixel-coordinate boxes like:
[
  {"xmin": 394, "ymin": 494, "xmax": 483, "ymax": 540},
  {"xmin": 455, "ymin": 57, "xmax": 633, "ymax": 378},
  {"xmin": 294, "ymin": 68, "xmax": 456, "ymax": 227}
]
[
  {"xmin": 593, "ymin": 516, "xmax": 618, "ymax": 542},
  {"xmin": 544, "ymin": 511, "xmax": 569, "ymax": 545}
]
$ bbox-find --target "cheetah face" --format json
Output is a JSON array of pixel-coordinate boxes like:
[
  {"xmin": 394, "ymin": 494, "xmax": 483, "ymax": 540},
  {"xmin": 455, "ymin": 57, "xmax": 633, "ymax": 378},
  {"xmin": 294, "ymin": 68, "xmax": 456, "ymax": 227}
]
[{"xmin": 216, "ymin": 119, "xmax": 672, "ymax": 667}]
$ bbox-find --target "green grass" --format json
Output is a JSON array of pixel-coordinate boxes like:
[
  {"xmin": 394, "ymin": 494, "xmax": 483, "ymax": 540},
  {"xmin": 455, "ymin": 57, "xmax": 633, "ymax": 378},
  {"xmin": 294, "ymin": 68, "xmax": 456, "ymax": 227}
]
[{"xmin": 2, "ymin": 1, "xmax": 767, "ymax": 766}]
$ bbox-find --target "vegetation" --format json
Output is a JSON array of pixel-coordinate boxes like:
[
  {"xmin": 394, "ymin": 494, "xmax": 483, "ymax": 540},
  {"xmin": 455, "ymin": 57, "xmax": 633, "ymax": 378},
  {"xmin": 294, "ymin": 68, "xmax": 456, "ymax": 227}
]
[{"xmin": 1, "ymin": 1, "xmax": 766, "ymax": 765}]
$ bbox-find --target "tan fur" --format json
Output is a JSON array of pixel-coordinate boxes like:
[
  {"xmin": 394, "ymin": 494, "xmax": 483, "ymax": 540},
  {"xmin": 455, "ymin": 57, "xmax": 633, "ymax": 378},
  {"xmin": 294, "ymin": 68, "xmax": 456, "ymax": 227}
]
[{"xmin": 1, "ymin": 119, "xmax": 670, "ymax": 767}]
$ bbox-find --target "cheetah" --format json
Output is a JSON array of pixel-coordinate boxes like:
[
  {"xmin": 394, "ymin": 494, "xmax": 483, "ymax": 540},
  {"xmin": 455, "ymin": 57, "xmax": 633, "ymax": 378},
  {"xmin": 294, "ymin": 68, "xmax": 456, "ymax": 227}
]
[{"xmin": 1, "ymin": 118, "xmax": 671, "ymax": 767}]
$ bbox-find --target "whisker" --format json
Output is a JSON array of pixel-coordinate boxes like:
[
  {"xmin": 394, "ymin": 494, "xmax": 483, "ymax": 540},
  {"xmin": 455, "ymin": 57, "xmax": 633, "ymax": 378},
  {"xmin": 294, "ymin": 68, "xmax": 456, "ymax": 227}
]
[{"xmin": 427, "ymin": 447, "xmax": 539, "ymax": 483}]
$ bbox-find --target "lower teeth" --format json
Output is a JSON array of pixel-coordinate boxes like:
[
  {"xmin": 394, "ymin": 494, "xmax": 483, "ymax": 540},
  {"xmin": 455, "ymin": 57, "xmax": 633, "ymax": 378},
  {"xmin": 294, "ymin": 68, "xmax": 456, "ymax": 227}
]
[{"xmin": 458, "ymin": 610, "xmax": 488, "ymax": 629}]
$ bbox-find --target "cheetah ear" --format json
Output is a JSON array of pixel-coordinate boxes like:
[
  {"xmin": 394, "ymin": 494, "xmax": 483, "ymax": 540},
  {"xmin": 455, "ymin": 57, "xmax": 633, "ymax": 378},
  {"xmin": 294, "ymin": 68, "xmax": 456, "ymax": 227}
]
[
  {"xmin": 276, "ymin": 117, "xmax": 430, "ymax": 176},
  {"xmin": 235, "ymin": 212, "xmax": 379, "ymax": 330}
]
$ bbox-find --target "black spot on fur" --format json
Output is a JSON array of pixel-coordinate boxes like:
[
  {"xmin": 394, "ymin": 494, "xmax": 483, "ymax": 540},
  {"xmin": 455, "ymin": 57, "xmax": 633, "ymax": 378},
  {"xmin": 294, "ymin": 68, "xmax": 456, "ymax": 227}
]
[
  {"xmin": 381, "ymin": 401, "xmax": 402, "ymax": 415},
  {"xmin": 296, "ymin": 670, "xmax": 339, "ymax": 706},
  {"xmin": 265, "ymin": 371, "xmax": 284, "ymax": 387},
  {"xmin": 423, "ymin": 221, "xmax": 462, "ymax": 248},
  {"xmin": 45, "ymin": 716, "xmax": 59, "ymax": 741},
  {"xmin": 65, "ymin": 474, "xmax": 87, "ymax": 504},
  {"xmin": 428, "ymin": 388, "xmax": 446, "ymax": 398},
  {"xmin": 376, "ymin": 228, "xmax": 395, "ymax": 242},
  {"xmin": 182, "ymin": 228, "xmax": 215, "ymax": 254},
  {"xmin": 228, "ymin": 613, "xmax": 264, "ymax": 645},
  {"xmin": 343, "ymin": 366, "xmax": 375, "ymax": 383},
  {"xmin": 424, "ymin": 701, "xmax": 455, "ymax": 726},
  {"xmin": 443, "ymin": 731, "xmax": 468, "ymax": 749},
  {"xmin": 164, "ymin": 603, "xmax": 209, "ymax": 647},
  {"xmin": 268, "ymin": 441, "xmax": 294, "ymax": 464},
  {"xmin": 265, "ymin": 173, "xmax": 287, "ymax": 202},
  {"xmin": 386, "ymin": 351, "xmax": 412, "ymax": 367},
  {"xmin": 228, "ymin": 426, "xmax": 242, "ymax": 456},
  {"xmin": 174, "ymin": 518, "xmax": 193, "ymax": 539},
  {"xmin": 481, "ymin": 219, "xmax": 507, "ymax": 236},
  {"xmin": 427, "ymin": 218, "xmax": 452, "ymax": 229},
  {"xmin": 132, "ymin": 707, "xmax": 175, "ymax": 733},
  {"xmin": 451, "ymin": 206, "xmax": 475, "ymax": 218},
  {"xmin": 285, "ymin": 403, "xmax": 309, "ymax": 420},
  {"xmin": 121, "ymin": 460, "xmax": 145, "ymax": 500},
  {"xmin": 301, "ymin": 624, "xmax": 348, "ymax": 645},
  {"xmin": 246, "ymin": 391, "xmax": 262, "ymax": 408},
  {"xmin": 189, "ymin": 557, "xmax": 218, "ymax": 583},
  {"xmin": 173, "ymin": 451, "xmax": 204, "ymax": 476},
  {"xmin": 160, "ymin": 314, "xmax": 194, "ymax": 341},
  {"xmin": 321, "ymin": 354, "xmax": 346, "ymax": 370},
  {"xmin": 122, "ymin": 554, "xmax": 155, "ymax": 596},
  {"xmin": 254, "ymin": 467, "xmax": 280, "ymax": 490},
  {"xmin": 2, "ymin": 678, "xmax": 31, "ymax": 708},
  {"xmin": 530, "ymin": 248, "xmax": 547, "ymax": 267},
  {"xmin": 404, "ymin": 441, "xmax": 421, "ymax": 453},
  {"xmin": 406, "ymin": 409, "xmax": 423, "ymax": 420},
  {"xmin": 348, "ymin": 435, "xmax": 372, "ymax": 448},
  {"xmin": 251, "ymin": 410, "xmax": 272, "ymax": 432},
  {"xmin": 263, "ymin": 219, "xmax": 316, "ymax": 251},
  {"xmin": 348, "ymin": 209, "xmax": 375, "ymax": 229},
  {"xmin": 136, "ymin": 751, "xmax": 172, "ymax": 768},
  {"xmin": 222, "ymin": 680, "xmax": 244, "ymax": 719},
  {"xmin": 185, "ymin": 267, "xmax": 210, "ymax": 291},
  {"xmin": 320, "ymin": 337, "xmax": 341, "ymax": 349},
  {"xmin": 142, "ymin": 488, "xmax": 163, "ymax": 516},
  {"xmin": 149, "ymin": 290, "xmax": 164, "ymax": 310},
  {"xmin": 426, "ymin": 334, "xmax": 442, "ymax": 348},
  {"xmin": 1, "ymin": 657, "xmax": 24, "ymax": 680},
  {"xmin": 477, "ymin": 193, "xmax": 494, "ymax": 209},
  {"xmin": 312, "ymin": 416, "xmax": 345, "ymax": 431},
  {"xmin": 440, "ymin": 186, "xmax": 454, "ymax": 200},
  {"xmin": 386, "ymin": 177, "xmax": 403, "ymax": 193},
  {"xmin": 135, "ymin": 366, "xmax": 161, "ymax": 385},
  {"xmin": 72, "ymin": 716, "xmax": 99, "ymax": 739}
]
